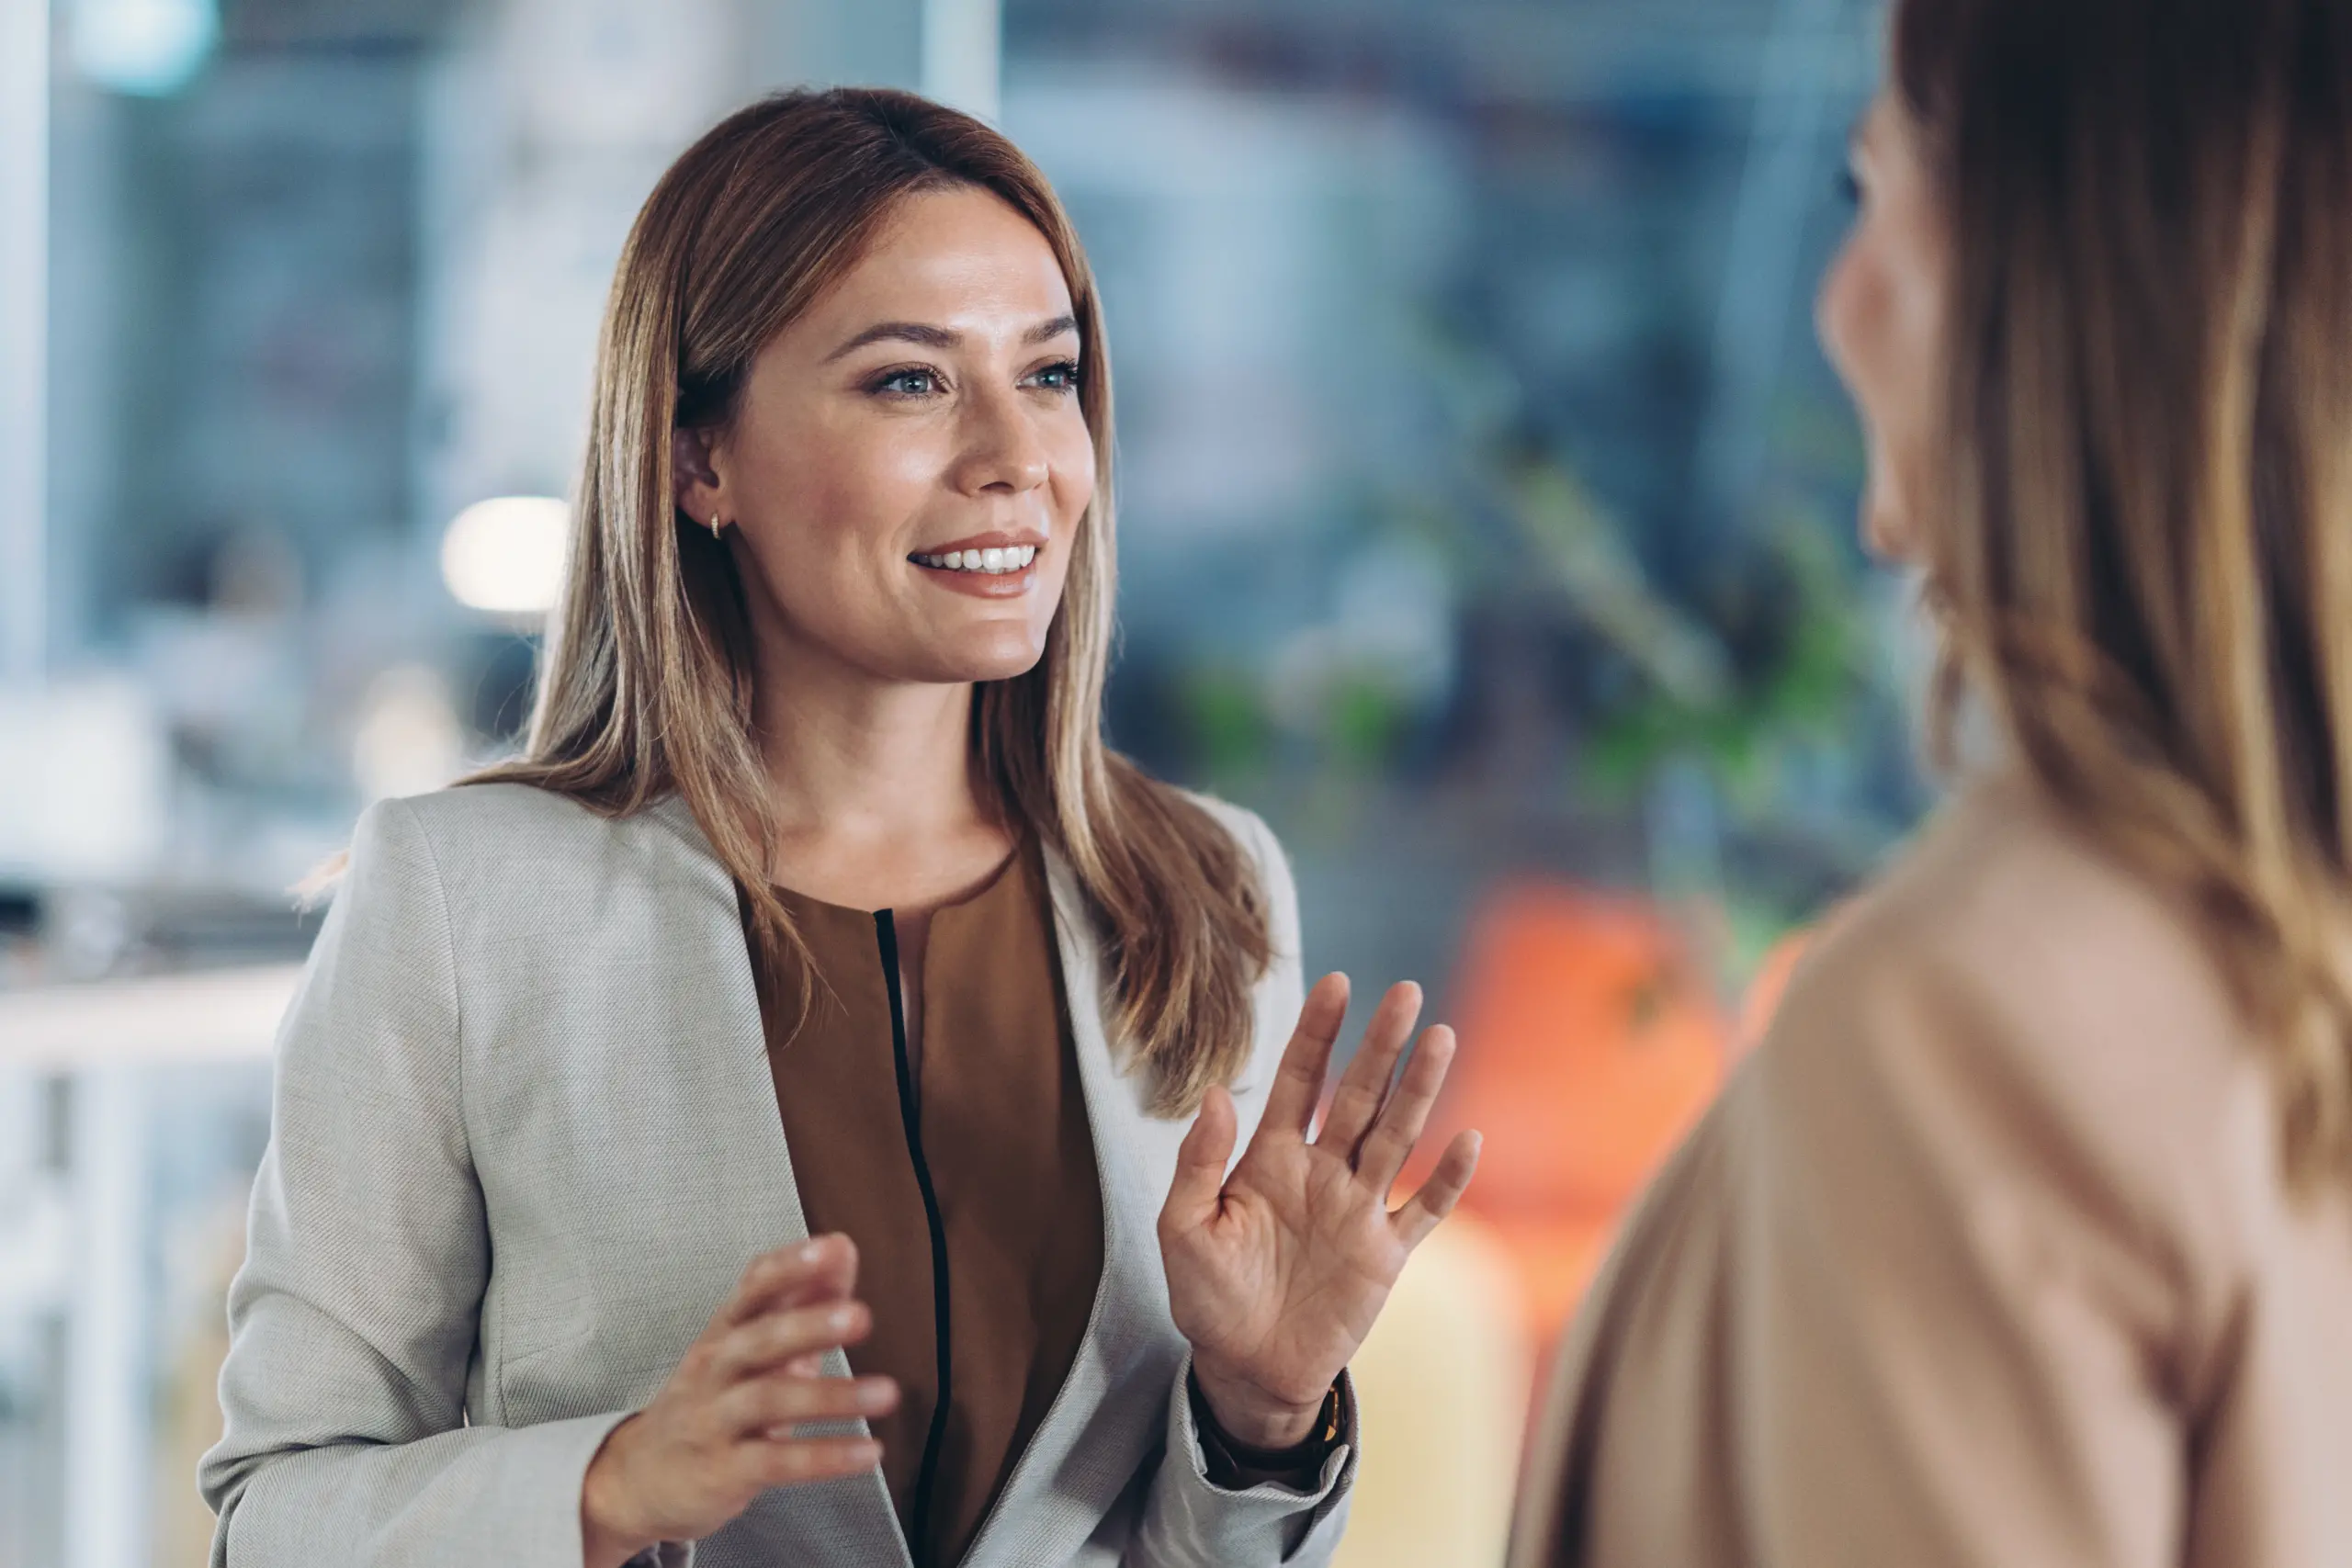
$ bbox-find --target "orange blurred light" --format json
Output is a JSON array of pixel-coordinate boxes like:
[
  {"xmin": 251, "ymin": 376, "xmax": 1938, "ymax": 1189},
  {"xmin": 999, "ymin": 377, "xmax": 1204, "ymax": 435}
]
[{"xmin": 1428, "ymin": 884, "xmax": 1728, "ymax": 1337}]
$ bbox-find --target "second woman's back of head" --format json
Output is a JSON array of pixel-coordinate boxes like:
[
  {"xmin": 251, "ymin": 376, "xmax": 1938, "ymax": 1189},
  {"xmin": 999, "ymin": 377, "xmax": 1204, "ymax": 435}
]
[{"xmin": 1890, "ymin": 0, "xmax": 2352, "ymax": 1191}]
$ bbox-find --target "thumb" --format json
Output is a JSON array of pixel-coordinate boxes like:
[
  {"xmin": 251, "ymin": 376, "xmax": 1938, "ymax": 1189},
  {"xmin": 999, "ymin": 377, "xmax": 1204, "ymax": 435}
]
[{"xmin": 1162, "ymin": 1082, "xmax": 1238, "ymax": 1234}]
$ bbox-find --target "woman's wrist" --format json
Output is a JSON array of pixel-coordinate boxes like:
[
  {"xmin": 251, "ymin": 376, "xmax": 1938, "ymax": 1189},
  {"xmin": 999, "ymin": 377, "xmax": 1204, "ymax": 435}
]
[
  {"xmin": 582, "ymin": 1519, "xmax": 648, "ymax": 1568},
  {"xmin": 1188, "ymin": 1361, "xmax": 1326, "ymax": 1451},
  {"xmin": 581, "ymin": 1417, "xmax": 656, "ymax": 1568}
]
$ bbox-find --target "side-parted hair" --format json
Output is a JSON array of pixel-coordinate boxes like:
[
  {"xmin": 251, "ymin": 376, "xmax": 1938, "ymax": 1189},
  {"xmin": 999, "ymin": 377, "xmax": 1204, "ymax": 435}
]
[
  {"xmin": 470, "ymin": 88, "xmax": 1271, "ymax": 1115},
  {"xmin": 1895, "ymin": 0, "xmax": 2352, "ymax": 1190}
]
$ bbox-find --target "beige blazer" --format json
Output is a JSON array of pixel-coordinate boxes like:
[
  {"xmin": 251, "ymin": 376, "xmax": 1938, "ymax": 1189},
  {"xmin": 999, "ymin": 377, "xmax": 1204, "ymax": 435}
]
[
  {"xmin": 198, "ymin": 784, "xmax": 1355, "ymax": 1568},
  {"xmin": 1512, "ymin": 773, "xmax": 2352, "ymax": 1568}
]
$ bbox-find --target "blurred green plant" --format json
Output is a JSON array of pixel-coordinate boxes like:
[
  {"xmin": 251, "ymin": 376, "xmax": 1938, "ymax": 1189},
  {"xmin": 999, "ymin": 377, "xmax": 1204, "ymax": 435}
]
[
  {"xmin": 1177, "ymin": 665, "xmax": 1276, "ymax": 782},
  {"xmin": 1579, "ymin": 522, "xmax": 1869, "ymax": 806},
  {"xmin": 1408, "ymin": 308, "xmax": 1878, "ymax": 818},
  {"xmin": 1499, "ymin": 447, "xmax": 1871, "ymax": 807},
  {"xmin": 1325, "ymin": 671, "xmax": 1416, "ymax": 772}
]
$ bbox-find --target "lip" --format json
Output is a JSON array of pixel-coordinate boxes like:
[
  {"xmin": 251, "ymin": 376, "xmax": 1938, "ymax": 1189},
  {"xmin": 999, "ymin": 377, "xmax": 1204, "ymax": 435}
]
[
  {"xmin": 916, "ymin": 556, "xmax": 1039, "ymax": 600},
  {"xmin": 910, "ymin": 529, "xmax": 1046, "ymax": 600},
  {"xmin": 910, "ymin": 529, "xmax": 1048, "ymax": 558}
]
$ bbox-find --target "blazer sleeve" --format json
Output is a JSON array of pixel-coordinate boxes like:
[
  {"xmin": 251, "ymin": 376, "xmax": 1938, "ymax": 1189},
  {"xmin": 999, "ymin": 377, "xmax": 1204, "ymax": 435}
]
[
  {"xmin": 198, "ymin": 798, "xmax": 635, "ymax": 1568},
  {"xmin": 1127, "ymin": 804, "xmax": 1359, "ymax": 1566}
]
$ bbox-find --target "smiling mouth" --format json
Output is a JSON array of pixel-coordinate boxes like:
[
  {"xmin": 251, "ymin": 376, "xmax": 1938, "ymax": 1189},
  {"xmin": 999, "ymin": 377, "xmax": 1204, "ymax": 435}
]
[{"xmin": 911, "ymin": 545, "xmax": 1038, "ymax": 575}]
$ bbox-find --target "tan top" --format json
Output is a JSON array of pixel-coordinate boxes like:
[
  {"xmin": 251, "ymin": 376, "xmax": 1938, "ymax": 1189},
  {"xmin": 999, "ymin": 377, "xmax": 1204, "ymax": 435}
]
[
  {"xmin": 1512, "ymin": 773, "xmax": 2352, "ymax": 1568},
  {"xmin": 756, "ymin": 841, "xmax": 1104, "ymax": 1568}
]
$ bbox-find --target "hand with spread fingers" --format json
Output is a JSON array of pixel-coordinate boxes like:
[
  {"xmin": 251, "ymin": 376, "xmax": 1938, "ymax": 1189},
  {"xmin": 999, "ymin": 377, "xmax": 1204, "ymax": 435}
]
[{"xmin": 1158, "ymin": 974, "xmax": 1483, "ymax": 1451}]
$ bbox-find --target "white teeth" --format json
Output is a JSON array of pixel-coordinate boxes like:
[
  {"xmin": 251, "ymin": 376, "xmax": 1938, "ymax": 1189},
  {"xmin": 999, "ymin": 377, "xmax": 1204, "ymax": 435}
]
[{"xmin": 914, "ymin": 545, "xmax": 1039, "ymax": 574}]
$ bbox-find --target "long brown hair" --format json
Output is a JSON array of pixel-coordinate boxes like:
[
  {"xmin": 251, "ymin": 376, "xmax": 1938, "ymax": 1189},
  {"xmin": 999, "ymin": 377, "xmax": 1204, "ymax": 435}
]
[
  {"xmin": 471, "ymin": 88, "xmax": 1271, "ymax": 1115},
  {"xmin": 1894, "ymin": 0, "xmax": 2352, "ymax": 1190}
]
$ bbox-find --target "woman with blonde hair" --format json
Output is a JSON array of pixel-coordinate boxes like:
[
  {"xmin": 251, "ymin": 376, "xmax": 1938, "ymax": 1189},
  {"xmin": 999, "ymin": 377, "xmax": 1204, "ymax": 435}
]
[
  {"xmin": 200, "ymin": 88, "xmax": 1478, "ymax": 1568},
  {"xmin": 1512, "ymin": 0, "xmax": 2352, "ymax": 1562}
]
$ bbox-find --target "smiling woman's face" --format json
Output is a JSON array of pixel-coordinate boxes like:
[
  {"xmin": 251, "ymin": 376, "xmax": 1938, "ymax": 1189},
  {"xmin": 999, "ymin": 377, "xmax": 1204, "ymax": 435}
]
[{"xmin": 675, "ymin": 183, "xmax": 1095, "ymax": 688}]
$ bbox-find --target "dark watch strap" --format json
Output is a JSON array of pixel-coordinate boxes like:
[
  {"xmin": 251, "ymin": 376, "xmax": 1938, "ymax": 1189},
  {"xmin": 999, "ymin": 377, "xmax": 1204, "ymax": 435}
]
[{"xmin": 1189, "ymin": 1372, "xmax": 1345, "ymax": 1492}]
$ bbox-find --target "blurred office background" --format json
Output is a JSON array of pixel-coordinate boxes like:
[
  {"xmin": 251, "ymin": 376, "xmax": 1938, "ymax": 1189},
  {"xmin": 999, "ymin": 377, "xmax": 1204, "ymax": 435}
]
[{"xmin": 0, "ymin": 0, "xmax": 1918, "ymax": 1561}]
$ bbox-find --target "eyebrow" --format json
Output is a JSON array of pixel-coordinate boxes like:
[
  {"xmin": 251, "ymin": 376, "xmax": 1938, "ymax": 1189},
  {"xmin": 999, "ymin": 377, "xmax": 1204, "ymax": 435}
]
[{"xmin": 823, "ymin": 313, "xmax": 1081, "ymax": 362}]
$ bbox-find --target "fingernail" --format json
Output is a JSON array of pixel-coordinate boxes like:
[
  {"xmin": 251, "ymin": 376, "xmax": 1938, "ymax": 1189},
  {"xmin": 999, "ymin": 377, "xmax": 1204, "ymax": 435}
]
[
  {"xmin": 828, "ymin": 1305, "xmax": 855, "ymax": 1332},
  {"xmin": 799, "ymin": 1240, "xmax": 825, "ymax": 1265},
  {"xmin": 858, "ymin": 1382, "xmax": 893, "ymax": 1411}
]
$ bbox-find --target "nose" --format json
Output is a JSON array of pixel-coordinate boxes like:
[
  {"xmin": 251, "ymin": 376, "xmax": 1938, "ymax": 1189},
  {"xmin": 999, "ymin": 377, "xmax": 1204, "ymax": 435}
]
[{"xmin": 953, "ymin": 383, "xmax": 1051, "ymax": 497}]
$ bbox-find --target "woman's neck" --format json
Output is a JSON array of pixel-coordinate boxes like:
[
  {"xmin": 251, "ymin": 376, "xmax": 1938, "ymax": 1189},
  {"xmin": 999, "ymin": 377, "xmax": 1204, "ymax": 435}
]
[{"xmin": 746, "ymin": 629, "xmax": 1012, "ymax": 913}]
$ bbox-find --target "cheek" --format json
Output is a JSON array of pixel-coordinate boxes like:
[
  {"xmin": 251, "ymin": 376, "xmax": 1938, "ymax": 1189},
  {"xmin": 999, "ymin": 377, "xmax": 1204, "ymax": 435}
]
[
  {"xmin": 1820, "ymin": 227, "xmax": 1940, "ymax": 560},
  {"xmin": 1047, "ymin": 415, "xmax": 1098, "ymax": 525},
  {"xmin": 1819, "ymin": 233, "xmax": 1894, "ymax": 413},
  {"xmin": 1026, "ymin": 412, "xmax": 1095, "ymax": 604},
  {"xmin": 761, "ymin": 419, "xmax": 931, "ymax": 538},
  {"xmin": 1823, "ymin": 234, "xmax": 1937, "ymax": 464},
  {"xmin": 738, "ymin": 413, "xmax": 944, "ymax": 611},
  {"xmin": 724, "ymin": 413, "xmax": 937, "ymax": 660}
]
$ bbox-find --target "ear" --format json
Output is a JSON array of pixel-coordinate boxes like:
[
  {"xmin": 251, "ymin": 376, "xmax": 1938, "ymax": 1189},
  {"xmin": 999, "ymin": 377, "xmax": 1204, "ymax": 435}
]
[{"xmin": 672, "ymin": 425, "xmax": 727, "ymax": 528}]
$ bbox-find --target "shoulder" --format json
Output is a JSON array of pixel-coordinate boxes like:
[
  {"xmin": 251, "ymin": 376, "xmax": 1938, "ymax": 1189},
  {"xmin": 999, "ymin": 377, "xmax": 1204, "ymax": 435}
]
[
  {"xmin": 1170, "ymin": 787, "xmax": 1298, "ymax": 949},
  {"xmin": 1163, "ymin": 784, "xmax": 1280, "ymax": 866},
  {"xmin": 1176, "ymin": 789, "xmax": 1289, "ymax": 884},
  {"xmin": 341, "ymin": 782, "xmax": 730, "ymax": 934},
  {"xmin": 1755, "ymin": 771, "xmax": 2277, "ymax": 1302},
  {"xmin": 1160, "ymin": 789, "xmax": 1305, "ymax": 1086},
  {"xmin": 1772, "ymin": 771, "xmax": 2256, "ymax": 1116},
  {"xmin": 380, "ymin": 779, "xmax": 629, "ymax": 861}
]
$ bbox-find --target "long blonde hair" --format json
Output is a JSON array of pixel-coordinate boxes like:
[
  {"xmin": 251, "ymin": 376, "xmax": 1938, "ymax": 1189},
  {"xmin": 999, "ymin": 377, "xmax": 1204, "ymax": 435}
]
[
  {"xmin": 471, "ymin": 88, "xmax": 1270, "ymax": 1114},
  {"xmin": 1895, "ymin": 0, "xmax": 2352, "ymax": 1190}
]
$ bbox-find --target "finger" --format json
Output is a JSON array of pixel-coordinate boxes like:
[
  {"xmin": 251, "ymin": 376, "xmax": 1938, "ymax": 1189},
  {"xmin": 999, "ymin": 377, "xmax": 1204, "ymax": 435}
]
[
  {"xmin": 720, "ymin": 1235, "xmax": 857, "ymax": 1327},
  {"xmin": 1352, "ymin": 1024, "xmax": 1456, "ymax": 1197},
  {"xmin": 709, "ymin": 1299, "xmax": 873, "ymax": 1382},
  {"xmin": 1255, "ymin": 974, "xmax": 1351, "ymax": 1140},
  {"xmin": 1314, "ymin": 981, "xmax": 1423, "ymax": 1160},
  {"xmin": 719, "ymin": 1234, "xmax": 859, "ymax": 1329},
  {"xmin": 1159, "ymin": 1082, "xmax": 1238, "ymax": 1236},
  {"xmin": 722, "ymin": 1371, "xmax": 899, "ymax": 1437},
  {"xmin": 1391, "ymin": 1129, "xmax": 1481, "ymax": 1249},
  {"xmin": 737, "ymin": 1435, "xmax": 884, "ymax": 1490}
]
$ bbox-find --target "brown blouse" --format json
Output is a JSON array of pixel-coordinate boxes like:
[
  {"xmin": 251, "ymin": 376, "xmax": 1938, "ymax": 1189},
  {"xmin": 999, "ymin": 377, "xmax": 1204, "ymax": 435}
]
[{"xmin": 752, "ymin": 841, "xmax": 1104, "ymax": 1568}]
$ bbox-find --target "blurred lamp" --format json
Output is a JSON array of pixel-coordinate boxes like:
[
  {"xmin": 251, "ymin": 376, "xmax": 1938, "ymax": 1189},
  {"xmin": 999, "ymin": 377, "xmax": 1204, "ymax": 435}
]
[
  {"xmin": 440, "ymin": 495, "xmax": 568, "ymax": 616},
  {"xmin": 71, "ymin": 0, "xmax": 218, "ymax": 97},
  {"xmin": 352, "ymin": 665, "xmax": 466, "ymax": 803}
]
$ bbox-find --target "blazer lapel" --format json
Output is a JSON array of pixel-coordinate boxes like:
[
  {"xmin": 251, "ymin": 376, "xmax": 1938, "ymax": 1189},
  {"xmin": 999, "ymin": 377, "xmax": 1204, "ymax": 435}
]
[
  {"xmin": 642, "ymin": 796, "xmax": 915, "ymax": 1568},
  {"xmin": 958, "ymin": 847, "xmax": 1192, "ymax": 1568}
]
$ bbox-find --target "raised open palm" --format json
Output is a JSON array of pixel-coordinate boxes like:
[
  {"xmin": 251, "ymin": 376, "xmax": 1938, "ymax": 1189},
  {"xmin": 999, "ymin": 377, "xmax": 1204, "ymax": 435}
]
[{"xmin": 1158, "ymin": 974, "xmax": 1482, "ymax": 1448}]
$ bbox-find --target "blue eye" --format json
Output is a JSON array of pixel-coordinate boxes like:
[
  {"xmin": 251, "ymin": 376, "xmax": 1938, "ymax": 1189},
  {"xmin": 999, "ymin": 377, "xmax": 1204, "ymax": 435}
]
[
  {"xmin": 1031, "ymin": 360, "xmax": 1082, "ymax": 392},
  {"xmin": 873, "ymin": 367, "xmax": 943, "ymax": 397}
]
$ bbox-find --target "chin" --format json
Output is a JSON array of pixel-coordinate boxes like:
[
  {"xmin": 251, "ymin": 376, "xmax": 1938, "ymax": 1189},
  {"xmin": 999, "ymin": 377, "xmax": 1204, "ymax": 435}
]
[
  {"xmin": 1859, "ymin": 473, "xmax": 1921, "ymax": 565},
  {"xmin": 927, "ymin": 627, "xmax": 1049, "ymax": 687}
]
